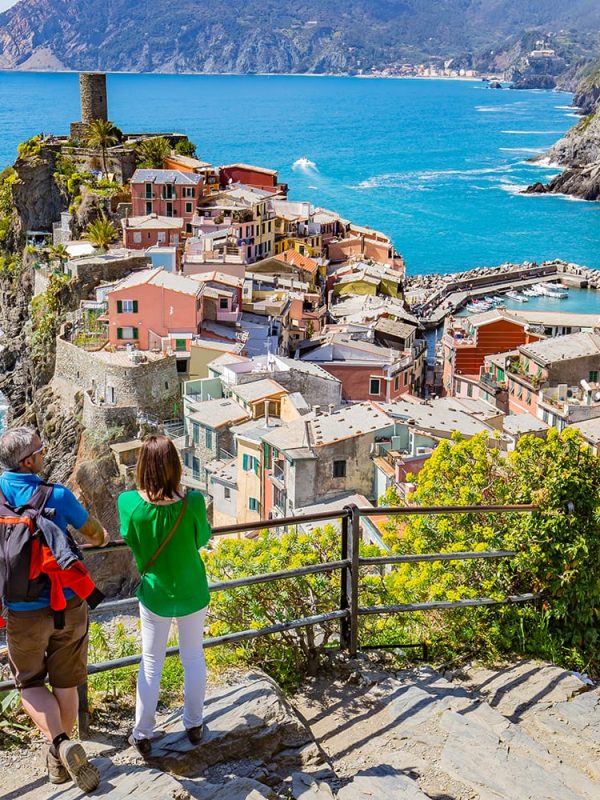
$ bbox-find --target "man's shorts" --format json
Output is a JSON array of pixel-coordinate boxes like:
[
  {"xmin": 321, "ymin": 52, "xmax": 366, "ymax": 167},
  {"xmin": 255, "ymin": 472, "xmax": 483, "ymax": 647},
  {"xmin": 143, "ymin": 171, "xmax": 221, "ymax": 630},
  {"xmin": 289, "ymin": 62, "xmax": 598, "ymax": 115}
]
[{"xmin": 6, "ymin": 597, "xmax": 89, "ymax": 690}]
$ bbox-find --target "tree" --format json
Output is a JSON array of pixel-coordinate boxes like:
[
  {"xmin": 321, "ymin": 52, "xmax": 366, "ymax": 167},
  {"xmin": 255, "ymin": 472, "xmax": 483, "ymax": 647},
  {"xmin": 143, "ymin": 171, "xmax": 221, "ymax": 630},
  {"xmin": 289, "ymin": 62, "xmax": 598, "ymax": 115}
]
[
  {"xmin": 136, "ymin": 137, "xmax": 172, "ymax": 169},
  {"xmin": 85, "ymin": 120, "xmax": 119, "ymax": 179},
  {"xmin": 44, "ymin": 244, "xmax": 69, "ymax": 272},
  {"xmin": 84, "ymin": 216, "xmax": 118, "ymax": 250},
  {"xmin": 382, "ymin": 430, "xmax": 600, "ymax": 671},
  {"xmin": 175, "ymin": 139, "xmax": 198, "ymax": 158}
]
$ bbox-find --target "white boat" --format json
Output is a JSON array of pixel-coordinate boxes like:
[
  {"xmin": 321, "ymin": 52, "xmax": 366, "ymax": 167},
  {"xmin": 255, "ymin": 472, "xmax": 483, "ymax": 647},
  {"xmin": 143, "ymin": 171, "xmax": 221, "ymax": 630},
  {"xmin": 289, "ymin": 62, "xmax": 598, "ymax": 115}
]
[
  {"xmin": 506, "ymin": 291, "xmax": 528, "ymax": 303},
  {"xmin": 466, "ymin": 300, "xmax": 493, "ymax": 313},
  {"xmin": 533, "ymin": 282, "xmax": 568, "ymax": 299},
  {"xmin": 523, "ymin": 287, "xmax": 541, "ymax": 297}
]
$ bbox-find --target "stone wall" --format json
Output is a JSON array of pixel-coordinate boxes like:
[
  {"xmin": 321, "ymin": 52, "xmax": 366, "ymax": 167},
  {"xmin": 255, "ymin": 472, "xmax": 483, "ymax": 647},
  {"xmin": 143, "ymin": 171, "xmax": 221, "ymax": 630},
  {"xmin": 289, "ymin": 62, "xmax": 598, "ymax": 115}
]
[
  {"xmin": 71, "ymin": 251, "xmax": 150, "ymax": 295},
  {"xmin": 82, "ymin": 392, "xmax": 138, "ymax": 436},
  {"xmin": 237, "ymin": 368, "xmax": 342, "ymax": 408},
  {"xmin": 33, "ymin": 268, "xmax": 49, "ymax": 297},
  {"xmin": 60, "ymin": 145, "xmax": 138, "ymax": 184},
  {"xmin": 53, "ymin": 337, "xmax": 181, "ymax": 420}
]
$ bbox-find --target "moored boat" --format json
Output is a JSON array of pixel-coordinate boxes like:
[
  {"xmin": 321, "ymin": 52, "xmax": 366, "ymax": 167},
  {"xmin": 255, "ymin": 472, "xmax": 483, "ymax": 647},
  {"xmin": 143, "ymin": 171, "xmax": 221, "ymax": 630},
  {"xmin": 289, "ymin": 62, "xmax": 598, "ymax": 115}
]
[{"xmin": 506, "ymin": 291, "xmax": 528, "ymax": 303}]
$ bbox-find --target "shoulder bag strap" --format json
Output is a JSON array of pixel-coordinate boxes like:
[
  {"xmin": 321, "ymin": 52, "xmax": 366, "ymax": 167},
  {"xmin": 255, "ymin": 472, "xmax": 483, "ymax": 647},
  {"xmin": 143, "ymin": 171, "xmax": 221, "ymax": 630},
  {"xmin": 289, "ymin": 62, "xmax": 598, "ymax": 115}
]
[{"xmin": 140, "ymin": 493, "xmax": 188, "ymax": 578}]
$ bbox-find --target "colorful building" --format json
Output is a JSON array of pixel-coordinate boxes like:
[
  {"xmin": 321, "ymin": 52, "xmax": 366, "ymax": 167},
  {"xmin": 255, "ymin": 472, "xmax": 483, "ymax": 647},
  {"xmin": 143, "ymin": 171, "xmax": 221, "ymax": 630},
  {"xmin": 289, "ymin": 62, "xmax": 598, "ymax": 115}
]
[{"xmin": 130, "ymin": 169, "xmax": 203, "ymax": 232}]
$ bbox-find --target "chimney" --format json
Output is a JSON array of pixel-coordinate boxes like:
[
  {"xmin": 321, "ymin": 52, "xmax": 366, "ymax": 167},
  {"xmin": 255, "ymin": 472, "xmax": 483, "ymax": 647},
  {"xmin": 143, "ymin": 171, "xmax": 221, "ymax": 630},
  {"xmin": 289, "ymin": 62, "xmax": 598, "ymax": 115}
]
[
  {"xmin": 304, "ymin": 418, "xmax": 312, "ymax": 446},
  {"xmin": 264, "ymin": 399, "xmax": 270, "ymax": 428},
  {"xmin": 328, "ymin": 404, "xmax": 335, "ymax": 414},
  {"xmin": 312, "ymin": 405, "xmax": 321, "ymax": 416}
]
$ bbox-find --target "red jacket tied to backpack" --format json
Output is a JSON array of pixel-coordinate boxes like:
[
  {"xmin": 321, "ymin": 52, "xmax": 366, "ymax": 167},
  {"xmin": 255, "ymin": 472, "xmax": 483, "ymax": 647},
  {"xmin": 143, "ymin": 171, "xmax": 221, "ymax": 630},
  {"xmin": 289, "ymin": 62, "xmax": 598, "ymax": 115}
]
[{"xmin": 0, "ymin": 484, "xmax": 103, "ymax": 628}]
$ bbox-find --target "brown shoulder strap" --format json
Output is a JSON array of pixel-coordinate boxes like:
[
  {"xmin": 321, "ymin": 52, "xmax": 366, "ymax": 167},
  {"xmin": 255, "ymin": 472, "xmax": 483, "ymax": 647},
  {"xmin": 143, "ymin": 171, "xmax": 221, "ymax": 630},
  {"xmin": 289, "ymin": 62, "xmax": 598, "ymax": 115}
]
[{"xmin": 140, "ymin": 494, "xmax": 188, "ymax": 578}]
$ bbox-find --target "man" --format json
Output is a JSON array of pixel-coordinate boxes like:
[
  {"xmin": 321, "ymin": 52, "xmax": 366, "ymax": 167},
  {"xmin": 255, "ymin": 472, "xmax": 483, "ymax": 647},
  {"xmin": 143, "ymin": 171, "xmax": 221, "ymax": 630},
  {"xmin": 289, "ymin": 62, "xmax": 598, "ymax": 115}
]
[{"xmin": 0, "ymin": 426, "xmax": 109, "ymax": 792}]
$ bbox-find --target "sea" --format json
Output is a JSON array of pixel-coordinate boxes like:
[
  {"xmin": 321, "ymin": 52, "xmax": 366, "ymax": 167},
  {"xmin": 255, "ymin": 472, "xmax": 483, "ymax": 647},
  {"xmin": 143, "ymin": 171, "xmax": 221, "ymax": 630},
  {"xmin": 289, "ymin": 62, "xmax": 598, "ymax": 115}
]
[{"xmin": 1, "ymin": 72, "xmax": 600, "ymax": 426}]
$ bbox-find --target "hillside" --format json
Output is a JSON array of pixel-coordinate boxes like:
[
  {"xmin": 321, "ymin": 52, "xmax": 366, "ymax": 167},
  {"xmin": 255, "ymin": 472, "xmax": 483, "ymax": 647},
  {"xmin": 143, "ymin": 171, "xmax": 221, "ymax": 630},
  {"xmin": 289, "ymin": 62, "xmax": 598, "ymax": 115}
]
[{"xmin": 1, "ymin": 0, "xmax": 600, "ymax": 73}]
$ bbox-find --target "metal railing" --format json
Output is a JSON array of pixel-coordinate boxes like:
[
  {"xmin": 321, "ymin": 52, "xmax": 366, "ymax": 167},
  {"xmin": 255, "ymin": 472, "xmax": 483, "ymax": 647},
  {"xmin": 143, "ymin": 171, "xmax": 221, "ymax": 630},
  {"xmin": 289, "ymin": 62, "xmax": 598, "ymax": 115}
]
[{"xmin": 0, "ymin": 503, "xmax": 539, "ymax": 735}]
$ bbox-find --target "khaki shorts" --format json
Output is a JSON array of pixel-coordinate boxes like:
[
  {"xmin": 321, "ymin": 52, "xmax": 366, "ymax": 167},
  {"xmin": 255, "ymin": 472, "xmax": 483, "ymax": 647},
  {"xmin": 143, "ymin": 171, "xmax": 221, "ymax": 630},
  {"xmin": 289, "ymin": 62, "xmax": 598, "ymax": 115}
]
[{"xmin": 7, "ymin": 597, "xmax": 89, "ymax": 690}]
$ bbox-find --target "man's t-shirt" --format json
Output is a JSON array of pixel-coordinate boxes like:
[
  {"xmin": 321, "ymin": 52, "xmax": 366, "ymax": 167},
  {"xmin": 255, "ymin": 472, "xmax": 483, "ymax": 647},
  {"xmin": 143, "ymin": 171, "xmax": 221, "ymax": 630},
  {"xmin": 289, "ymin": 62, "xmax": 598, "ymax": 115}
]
[{"xmin": 0, "ymin": 471, "xmax": 89, "ymax": 611}]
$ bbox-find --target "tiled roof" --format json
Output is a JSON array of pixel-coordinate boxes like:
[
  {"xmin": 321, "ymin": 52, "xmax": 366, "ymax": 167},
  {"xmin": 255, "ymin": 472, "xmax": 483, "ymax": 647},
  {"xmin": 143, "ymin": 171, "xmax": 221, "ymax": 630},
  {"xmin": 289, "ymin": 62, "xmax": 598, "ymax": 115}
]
[
  {"xmin": 231, "ymin": 379, "xmax": 288, "ymax": 403},
  {"xmin": 273, "ymin": 249, "xmax": 319, "ymax": 274},
  {"xmin": 110, "ymin": 267, "xmax": 202, "ymax": 297},
  {"xmin": 124, "ymin": 214, "xmax": 184, "ymax": 231},
  {"xmin": 131, "ymin": 169, "xmax": 203, "ymax": 185},
  {"xmin": 520, "ymin": 332, "xmax": 600, "ymax": 365}
]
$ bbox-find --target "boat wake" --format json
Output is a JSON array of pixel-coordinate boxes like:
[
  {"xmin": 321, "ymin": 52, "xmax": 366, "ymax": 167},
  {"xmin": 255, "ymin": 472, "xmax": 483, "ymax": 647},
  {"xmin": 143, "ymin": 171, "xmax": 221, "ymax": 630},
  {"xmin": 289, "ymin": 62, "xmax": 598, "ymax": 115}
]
[
  {"xmin": 292, "ymin": 157, "xmax": 318, "ymax": 173},
  {"xmin": 355, "ymin": 163, "xmax": 517, "ymax": 191},
  {"xmin": 501, "ymin": 130, "xmax": 564, "ymax": 135},
  {"xmin": 499, "ymin": 147, "xmax": 546, "ymax": 154}
]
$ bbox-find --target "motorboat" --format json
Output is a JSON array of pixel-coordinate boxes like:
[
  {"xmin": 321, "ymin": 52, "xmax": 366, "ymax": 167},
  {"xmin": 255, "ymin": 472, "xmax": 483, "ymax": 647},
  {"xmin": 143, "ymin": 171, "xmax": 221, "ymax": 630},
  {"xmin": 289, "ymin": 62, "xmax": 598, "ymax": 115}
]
[
  {"xmin": 506, "ymin": 291, "xmax": 528, "ymax": 303},
  {"xmin": 533, "ymin": 282, "xmax": 568, "ymax": 299},
  {"xmin": 466, "ymin": 300, "xmax": 493, "ymax": 313}
]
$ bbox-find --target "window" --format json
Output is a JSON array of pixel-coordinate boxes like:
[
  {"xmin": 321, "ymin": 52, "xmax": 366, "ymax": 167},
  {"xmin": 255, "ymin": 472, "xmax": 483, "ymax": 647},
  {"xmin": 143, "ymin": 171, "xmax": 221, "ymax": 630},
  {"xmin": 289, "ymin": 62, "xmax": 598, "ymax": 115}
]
[
  {"xmin": 455, "ymin": 379, "xmax": 461, "ymax": 394},
  {"xmin": 224, "ymin": 487, "xmax": 231, "ymax": 500},
  {"xmin": 242, "ymin": 454, "xmax": 259, "ymax": 472},
  {"xmin": 247, "ymin": 246, "xmax": 252, "ymax": 259},
  {"xmin": 116, "ymin": 326, "xmax": 138, "ymax": 340},
  {"xmin": 517, "ymin": 386, "xmax": 523, "ymax": 400},
  {"xmin": 158, "ymin": 232, "xmax": 166, "ymax": 243},
  {"xmin": 186, "ymin": 223, "xmax": 193, "ymax": 234},
  {"xmin": 192, "ymin": 422, "xmax": 200, "ymax": 445},
  {"xmin": 219, "ymin": 297, "xmax": 228, "ymax": 309},
  {"xmin": 166, "ymin": 202, "xmax": 173, "ymax": 217},
  {"xmin": 205, "ymin": 429, "xmax": 213, "ymax": 448},
  {"xmin": 467, "ymin": 383, "xmax": 473, "ymax": 398},
  {"xmin": 145, "ymin": 183, "xmax": 153, "ymax": 199},
  {"xmin": 333, "ymin": 460, "xmax": 347, "ymax": 478},
  {"xmin": 248, "ymin": 497, "xmax": 260, "ymax": 512},
  {"xmin": 369, "ymin": 378, "xmax": 381, "ymax": 396},
  {"xmin": 589, "ymin": 371, "xmax": 598, "ymax": 383},
  {"xmin": 145, "ymin": 201, "xmax": 152, "ymax": 215},
  {"xmin": 117, "ymin": 299, "xmax": 138, "ymax": 314},
  {"xmin": 133, "ymin": 232, "xmax": 142, "ymax": 244},
  {"xmin": 394, "ymin": 376, "xmax": 399, "ymax": 391},
  {"xmin": 185, "ymin": 202, "xmax": 193, "ymax": 214},
  {"xmin": 183, "ymin": 187, "xmax": 195, "ymax": 198},
  {"xmin": 175, "ymin": 338, "xmax": 186, "ymax": 352},
  {"xmin": 526, "ymin": 390, "xmax": 532, "ymax": 405},
  {"xmin": 403, "ymin": 372, "xmax": 408, "ymax": 386}
]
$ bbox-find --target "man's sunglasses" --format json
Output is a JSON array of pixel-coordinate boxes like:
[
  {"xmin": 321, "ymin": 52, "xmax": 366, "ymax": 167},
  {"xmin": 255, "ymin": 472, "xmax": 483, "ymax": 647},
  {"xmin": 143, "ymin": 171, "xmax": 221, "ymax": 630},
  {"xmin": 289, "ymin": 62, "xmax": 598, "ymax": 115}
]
[{"xmin": 20, "ymin": 442, "xmax": 46, "ymax": 462}]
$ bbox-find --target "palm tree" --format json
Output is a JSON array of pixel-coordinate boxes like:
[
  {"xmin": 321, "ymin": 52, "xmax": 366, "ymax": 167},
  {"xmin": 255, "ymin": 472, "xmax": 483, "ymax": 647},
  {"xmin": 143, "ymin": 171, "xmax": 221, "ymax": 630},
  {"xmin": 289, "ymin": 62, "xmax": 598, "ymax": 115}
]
[
  {"xmin": 85, "ymin": 120, "xmax": 119, "ymax": 179},
  {"xmin": 44, "ymin": 243, "xmax": 69, "ymax": 272},
  {"xmin": 136, "ymin": 137, "xmax": 172, "ymax": 169},
  {"xmin": 84, "ymin": 216, "xmax": 118, "ymax": 251}
]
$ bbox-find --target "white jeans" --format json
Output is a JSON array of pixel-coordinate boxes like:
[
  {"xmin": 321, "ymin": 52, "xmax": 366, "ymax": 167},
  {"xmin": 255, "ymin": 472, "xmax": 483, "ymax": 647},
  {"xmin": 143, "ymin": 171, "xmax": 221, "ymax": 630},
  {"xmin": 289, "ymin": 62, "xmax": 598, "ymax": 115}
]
[{"xmin": 133, "ymin": 603, "xmax": 208, "ymax": 740}]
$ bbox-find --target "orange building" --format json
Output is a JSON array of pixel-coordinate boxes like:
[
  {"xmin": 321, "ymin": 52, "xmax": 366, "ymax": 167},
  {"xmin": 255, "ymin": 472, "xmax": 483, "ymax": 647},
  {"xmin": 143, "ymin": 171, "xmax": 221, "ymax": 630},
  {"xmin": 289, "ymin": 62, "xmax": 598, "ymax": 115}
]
[{"xmin": 442, "ymin": 310, "xmax": 541, "ymax": 397}]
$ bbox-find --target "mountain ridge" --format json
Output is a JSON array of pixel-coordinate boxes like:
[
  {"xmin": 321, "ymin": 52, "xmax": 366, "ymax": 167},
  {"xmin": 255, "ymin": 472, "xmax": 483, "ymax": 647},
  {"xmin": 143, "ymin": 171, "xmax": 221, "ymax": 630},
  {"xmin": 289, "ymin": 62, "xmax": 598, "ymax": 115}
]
[{"xmin": 1, "ymin": 0, "xmax": 600, "ymax": 74}]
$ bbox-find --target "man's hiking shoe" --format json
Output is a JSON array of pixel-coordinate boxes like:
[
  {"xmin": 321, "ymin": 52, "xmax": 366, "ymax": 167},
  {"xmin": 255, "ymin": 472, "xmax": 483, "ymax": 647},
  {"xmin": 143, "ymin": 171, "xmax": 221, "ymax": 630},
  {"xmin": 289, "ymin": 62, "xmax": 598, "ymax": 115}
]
[
  {"xmin": 57, "ymin": 740, "xmax": 100, "ymax": 792},
  {"xmin": 186, "ymin": 724, "xmax": 204, "ymax": 745},
  {"xmin": 128, "ymin": 732, "xmax": 152, "ymax": 757},
  {"xmin": 47, "ymin": 748, "xmax": 69, "ymax": 785}
]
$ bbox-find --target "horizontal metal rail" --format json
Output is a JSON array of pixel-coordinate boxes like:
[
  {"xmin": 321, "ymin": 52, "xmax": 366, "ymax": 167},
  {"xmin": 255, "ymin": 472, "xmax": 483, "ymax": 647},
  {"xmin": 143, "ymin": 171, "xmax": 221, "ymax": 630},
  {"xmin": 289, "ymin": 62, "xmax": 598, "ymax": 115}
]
[
  {"xmin": 360, "ymin": 550, "xmax": 516, "ymax": 566},
  {"xmin": 358, "ymin": 593, "xmax": 541, "ymax": 615},
  {"xmin": 357, "ymin": 504, "xmax": 537, "ymax": 516}
]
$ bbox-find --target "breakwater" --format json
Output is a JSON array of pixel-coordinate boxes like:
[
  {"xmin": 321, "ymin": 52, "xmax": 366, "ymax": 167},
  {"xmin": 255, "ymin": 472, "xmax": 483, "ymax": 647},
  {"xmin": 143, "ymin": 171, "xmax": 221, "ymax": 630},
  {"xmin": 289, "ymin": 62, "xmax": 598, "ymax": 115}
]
[{"xmin": 405, "ymin": 260, "xmax": 600, "ymax": 328}]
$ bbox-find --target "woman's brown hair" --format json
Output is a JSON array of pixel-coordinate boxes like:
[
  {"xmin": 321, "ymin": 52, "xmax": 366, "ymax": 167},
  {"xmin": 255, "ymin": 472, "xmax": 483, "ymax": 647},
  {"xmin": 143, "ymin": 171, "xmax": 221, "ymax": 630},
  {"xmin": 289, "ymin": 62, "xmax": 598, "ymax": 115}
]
[{"xmin": 136, "ymin": 434, "xmax": 182, "ymax": 501}]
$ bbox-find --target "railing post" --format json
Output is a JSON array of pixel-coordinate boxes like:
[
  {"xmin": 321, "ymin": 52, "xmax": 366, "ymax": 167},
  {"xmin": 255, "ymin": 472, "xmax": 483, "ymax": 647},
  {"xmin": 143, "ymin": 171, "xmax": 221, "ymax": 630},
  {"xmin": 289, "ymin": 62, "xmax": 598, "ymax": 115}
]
[
  {"xmin": 348, "ymin": 504, "xmax": 360, "ymax": 657},
  {"xmin": 340, "ymin": 510, "xmax": 350, "ymax": 649},
  {"xmin": 77, "ymin": 682, "xmax": 90, "ymax": 739}
]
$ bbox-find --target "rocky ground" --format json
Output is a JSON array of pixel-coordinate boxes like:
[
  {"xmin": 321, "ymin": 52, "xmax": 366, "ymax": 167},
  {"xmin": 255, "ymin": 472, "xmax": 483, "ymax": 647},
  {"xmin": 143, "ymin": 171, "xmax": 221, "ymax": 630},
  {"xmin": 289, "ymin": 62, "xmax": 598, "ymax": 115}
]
[{"xmin": 1, "ymin": 657, "xmax": 598, "ymax": 800}]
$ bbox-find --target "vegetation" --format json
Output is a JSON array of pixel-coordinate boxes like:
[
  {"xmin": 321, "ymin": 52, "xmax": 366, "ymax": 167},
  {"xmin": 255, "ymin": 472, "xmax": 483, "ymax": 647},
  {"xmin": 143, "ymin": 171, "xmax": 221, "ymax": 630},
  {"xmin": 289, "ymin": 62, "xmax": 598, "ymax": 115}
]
[
  {"xmin": 17, "ymin": 135, "xmax": 42, "ymax": 160},
  {"xmin": 84, "ymin": 216, "xmax": 118, "ymax": 250},
  {"xmin": 136, "ymin": 136, "xmax": 172, "ymax": 169},
  {"xmin": 85, "ymin": 119, "xmax": 120, "ymax": 179},
  {"xmin": 175, "ymin": 139, "xmax": 198, "ymax": 158},
  {"xmin": 30, "ymin": 271, "xmax": 73, "ymax": 365},
  {"xmin": 0, "ymin": 166, "xmax": 17, "ymax": 246}
]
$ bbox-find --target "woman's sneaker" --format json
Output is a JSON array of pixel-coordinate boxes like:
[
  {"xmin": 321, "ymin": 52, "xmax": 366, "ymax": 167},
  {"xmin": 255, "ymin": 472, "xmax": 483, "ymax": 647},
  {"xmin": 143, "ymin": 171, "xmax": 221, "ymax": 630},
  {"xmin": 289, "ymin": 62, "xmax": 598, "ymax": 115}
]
[
  {"xmin": 128, "ymin": 732, "xmax": 152, "ymax": 757},
  {"xmin": 57, "ymin": 740, "xmax": 100, "ymax": 792},
  {"xmin": 47, "ymin": 747, "xmax": 69, "ymax": 785},
  {"xmin": 186, "ymin": 724, "xmax": 204, "ymax": 745}
]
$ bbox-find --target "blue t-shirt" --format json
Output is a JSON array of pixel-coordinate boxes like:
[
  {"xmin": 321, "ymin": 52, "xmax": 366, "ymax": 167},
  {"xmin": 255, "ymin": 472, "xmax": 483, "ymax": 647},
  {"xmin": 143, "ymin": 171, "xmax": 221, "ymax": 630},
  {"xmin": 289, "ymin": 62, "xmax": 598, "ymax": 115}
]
[{"xmin": 0, "ymin": 472, "xmax": 89, "ymax": 611}]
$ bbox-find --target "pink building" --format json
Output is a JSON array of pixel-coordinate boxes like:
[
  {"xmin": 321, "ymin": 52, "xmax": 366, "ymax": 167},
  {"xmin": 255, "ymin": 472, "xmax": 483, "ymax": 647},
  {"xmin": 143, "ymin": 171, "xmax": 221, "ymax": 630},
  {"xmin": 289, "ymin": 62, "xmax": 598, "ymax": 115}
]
[
  {"xmin": 130, "ymin": 169, "xmax": 204, "ymax": 233},
  {"xmin": 122, "ymin": 214, "xmax": 184, "ymax": 249},
  {"xmin": 105, "ymin": 268, "xmax": 203, "ymax": 351}
]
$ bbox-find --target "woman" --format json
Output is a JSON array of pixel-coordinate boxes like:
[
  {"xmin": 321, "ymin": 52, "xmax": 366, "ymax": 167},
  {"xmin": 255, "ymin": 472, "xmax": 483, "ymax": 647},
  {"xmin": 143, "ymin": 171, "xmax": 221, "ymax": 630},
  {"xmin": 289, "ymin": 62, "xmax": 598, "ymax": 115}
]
[{"xmin": 118, "ymin": 434, "xmax": 211, "ymax": 756}]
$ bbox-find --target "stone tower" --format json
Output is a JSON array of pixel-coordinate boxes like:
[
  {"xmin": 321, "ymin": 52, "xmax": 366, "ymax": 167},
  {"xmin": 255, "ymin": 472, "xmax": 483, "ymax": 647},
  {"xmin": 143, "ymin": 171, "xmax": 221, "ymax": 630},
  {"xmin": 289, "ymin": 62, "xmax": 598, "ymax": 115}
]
[{"xmin": 80, "ymin": 73, "xmax": 108, "ymax": 124}]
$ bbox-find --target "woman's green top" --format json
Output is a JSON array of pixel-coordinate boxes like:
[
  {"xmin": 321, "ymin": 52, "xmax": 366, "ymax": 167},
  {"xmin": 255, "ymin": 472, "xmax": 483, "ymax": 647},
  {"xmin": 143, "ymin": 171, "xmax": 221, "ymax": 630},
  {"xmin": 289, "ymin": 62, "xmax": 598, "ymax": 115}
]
[{"xmin": 118, "ymin": 489, "xmax": 211, "ymax": 617}]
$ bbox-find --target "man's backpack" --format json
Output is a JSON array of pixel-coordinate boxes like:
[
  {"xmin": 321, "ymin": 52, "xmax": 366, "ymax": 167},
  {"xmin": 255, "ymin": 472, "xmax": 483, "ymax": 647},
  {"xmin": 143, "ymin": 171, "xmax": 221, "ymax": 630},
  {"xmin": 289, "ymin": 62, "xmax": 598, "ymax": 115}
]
[{"xmin": 0, "ymin": 484, "xmax": 53, "ymax": 603}]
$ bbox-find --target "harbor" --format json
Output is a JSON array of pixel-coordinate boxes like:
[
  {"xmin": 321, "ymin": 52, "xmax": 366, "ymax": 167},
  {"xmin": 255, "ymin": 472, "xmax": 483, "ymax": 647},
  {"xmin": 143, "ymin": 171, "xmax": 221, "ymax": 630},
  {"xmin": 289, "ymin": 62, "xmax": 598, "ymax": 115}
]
[{"xmin": 405, "ymin": 260, "xmax": 600, "ymax": 329}]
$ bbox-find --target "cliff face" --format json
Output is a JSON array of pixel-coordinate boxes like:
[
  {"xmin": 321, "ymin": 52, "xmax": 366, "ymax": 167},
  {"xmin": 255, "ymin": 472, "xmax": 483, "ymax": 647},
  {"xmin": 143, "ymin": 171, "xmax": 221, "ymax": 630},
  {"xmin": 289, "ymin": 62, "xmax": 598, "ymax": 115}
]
[{"xmin": 1, "ymin": 0, "xmax": 600, "ymax": 74}]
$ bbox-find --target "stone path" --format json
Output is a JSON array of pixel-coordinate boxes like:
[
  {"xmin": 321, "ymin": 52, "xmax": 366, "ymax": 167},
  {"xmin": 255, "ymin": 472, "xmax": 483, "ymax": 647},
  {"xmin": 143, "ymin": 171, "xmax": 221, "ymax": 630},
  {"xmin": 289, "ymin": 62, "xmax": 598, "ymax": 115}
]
[{"xmin": 4, "ymin": 660, "xmax": 599, "ymax": 800}]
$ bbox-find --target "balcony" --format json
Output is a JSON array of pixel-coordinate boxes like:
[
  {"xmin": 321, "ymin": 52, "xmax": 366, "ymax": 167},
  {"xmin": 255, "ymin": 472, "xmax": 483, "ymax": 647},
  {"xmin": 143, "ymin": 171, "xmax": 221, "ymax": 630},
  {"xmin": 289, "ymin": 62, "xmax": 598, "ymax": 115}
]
[
  {"xmin": 270, "ymin": 463, "xmax": 286, "ymax": 489},
  {"xmin": 217, "ymin": 307, "xmax": 241, "ymax": 324},
  {"xmin": 479, "ymin": 371, "xmax": 505, "ymax": 391}
]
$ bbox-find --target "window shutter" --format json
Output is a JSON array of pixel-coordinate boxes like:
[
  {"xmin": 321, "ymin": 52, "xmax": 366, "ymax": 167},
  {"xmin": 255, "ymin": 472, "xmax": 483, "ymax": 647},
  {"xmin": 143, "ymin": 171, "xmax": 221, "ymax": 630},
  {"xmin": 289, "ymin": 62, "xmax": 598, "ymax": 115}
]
[
  {"xmin": 117, "ymin": 328, "xmax": 123, "ymax": 340},
  {"xmin": 133, "ymin": 300, "xmax": 138, "ymax": 313},
  {"xmin": 254, "ymin": 458, "xmax": 260, "ymax": 475},
  {"xmin": 243, "ymin": 454, "xmax": 249, "ymax": 471},
  {"xmin": 132, "ymin": 327, "xmax": 138, "ymax": 339},
  {"xmin": 117, "ymin": 300, "xmax": 123, "ymax": 313}
]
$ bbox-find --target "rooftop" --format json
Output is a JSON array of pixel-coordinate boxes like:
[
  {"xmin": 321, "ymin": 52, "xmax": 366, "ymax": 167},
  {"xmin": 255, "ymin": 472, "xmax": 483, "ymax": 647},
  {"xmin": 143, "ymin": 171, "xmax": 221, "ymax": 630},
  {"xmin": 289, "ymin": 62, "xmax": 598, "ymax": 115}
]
[
  {"xmin": 124, "ymin": 214, "xmax": 184, "ymax": 231},
  {"xmin": 221, "ymin": 163, "xmax": 278, "ymax": 176},
  {"xmin": 131, "ymin": 169, "xmax": 203, "ymax": 185},
  {"xmin": 309, "ymin": 402, "xmax": 394, "ymax": 446},
  {"xmin": 231, "ymin": 379, "xmax": 288, "ymax": 403},
  {"xmin": 503, "ymin": 414, "xmax": 549, "ymax": 436},
  {"xmin": 188, "ymin": 398, "xmax": 249, "ymax": 429},
  {"xmin": 273, "ymin": 249, "xmax": 319, "ymax": 274},
  {"xmin": 520, "ymin": 333, "xmax": 600, "ymax": 365},
  {"xmin": 377, "ymin": 397, "xmax": 494, "ymax": 437},
  {"xmin": 110, "ymin": 267, "xmax": 202, "ymax": 298},
  {"xmin": 567, "ymin": 417, "xmax": 600, "ymax": 445}
]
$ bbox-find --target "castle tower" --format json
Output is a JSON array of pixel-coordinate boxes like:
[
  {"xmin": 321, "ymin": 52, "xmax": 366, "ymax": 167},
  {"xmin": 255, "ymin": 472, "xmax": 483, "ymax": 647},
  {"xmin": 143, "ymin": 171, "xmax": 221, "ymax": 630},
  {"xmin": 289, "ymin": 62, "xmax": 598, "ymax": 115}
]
[{"xmin": 80, "ymin": 73, "xmax": 108, "ymax": 124}]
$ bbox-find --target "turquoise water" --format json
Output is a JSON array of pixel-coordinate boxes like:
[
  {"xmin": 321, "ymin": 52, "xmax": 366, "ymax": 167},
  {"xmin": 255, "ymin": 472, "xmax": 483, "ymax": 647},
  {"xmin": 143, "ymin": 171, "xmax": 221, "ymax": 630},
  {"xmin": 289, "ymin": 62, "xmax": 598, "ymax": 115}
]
[{"xmin": 0, "ymin": 72, "xmax": 599, "ymax": 276}]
